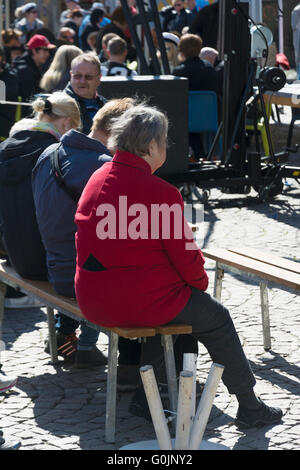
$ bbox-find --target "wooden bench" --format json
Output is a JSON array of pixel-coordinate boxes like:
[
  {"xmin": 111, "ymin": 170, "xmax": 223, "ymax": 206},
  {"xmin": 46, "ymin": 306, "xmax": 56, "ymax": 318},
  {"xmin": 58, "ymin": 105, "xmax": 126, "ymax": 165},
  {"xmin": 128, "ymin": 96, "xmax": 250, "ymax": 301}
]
[
  {"xmin": 0, "ymin": 259, "xmax": 192, "ymax": 443},
  {"xmin": 201, "ymin": 247, "xmax": 300, "ymax": 351}
]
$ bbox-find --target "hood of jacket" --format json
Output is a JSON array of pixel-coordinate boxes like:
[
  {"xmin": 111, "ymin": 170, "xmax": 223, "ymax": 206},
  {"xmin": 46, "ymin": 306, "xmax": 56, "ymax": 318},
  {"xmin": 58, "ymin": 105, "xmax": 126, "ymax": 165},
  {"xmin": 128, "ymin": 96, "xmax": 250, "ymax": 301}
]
[
  {"xmin": 60, "ymin": 128, "xmax": 109, "ymax": 154},
  {"xmin": 0, "ymin": 128, "xmax": 58, "ymax": 185}
]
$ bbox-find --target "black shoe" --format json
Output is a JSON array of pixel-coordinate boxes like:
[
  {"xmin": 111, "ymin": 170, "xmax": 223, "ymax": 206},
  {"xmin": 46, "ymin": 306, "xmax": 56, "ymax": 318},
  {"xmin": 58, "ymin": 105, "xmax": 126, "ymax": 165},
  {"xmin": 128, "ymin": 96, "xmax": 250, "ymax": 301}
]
[
  {"xmin": 129, "ymin": 386, "xmax": 171, "ymax": 422},
  {"xmin": 117, "ymin": 364, "xmax": 140, "ymax": 392},
  {"xmin": 73, "ymin": 346, "xmax": 108, "ymax": 369},
  {"xmin": 158, "ymin": 380, "xmax": 204, "ymax": 399},
  {"xmin": 235, "ymin": 398, "xmax": 283, "ymax": 429}
]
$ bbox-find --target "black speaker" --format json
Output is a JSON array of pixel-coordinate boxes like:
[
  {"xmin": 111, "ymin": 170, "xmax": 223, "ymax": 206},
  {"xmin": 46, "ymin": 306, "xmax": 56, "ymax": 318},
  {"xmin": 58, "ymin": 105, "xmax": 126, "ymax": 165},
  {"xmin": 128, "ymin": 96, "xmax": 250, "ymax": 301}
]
[{"xmin": 99, "ymin": 75, "xmax": 189, "ymax": 176}]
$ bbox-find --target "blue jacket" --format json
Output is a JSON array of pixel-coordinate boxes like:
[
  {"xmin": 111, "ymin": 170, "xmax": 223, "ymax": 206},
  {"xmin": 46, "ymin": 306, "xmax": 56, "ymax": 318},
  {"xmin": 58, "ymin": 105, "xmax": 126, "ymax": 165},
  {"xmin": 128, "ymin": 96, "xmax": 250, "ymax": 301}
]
[{"xmin": 32, "ymin": 129, "xmax": 111, "ymax": 296}]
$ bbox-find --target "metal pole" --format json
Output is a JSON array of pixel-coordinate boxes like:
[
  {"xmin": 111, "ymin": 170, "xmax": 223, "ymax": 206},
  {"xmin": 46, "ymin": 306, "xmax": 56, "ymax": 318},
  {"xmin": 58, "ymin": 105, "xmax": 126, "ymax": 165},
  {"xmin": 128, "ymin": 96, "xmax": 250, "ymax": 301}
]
[
  {"xmin": 248, "ymin": 0, "xmax": 263, "ymax": 24},
  {"xmin": 278, "ymin": 0, "xmax": 284, "ymax": 54},
  {"xmin": 5, "ymin": 0, "xmax": 9, "ymax": 29},
  {"xmin": 0, "ymin": 0, "xmax": 3, "ymax": 47}
]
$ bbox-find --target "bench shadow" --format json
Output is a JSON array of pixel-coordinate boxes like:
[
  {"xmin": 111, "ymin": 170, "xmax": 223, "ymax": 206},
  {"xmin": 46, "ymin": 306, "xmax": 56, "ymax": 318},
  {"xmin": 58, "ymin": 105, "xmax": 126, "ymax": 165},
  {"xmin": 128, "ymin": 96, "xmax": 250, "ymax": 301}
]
[
  {"xmin": 248, "ymin": 354, "xmax": 300, "ymax": 395},
  {"xmin": 13, "ymin": 367, "xmax": 157, "ymax": 450},
  {"xmin": 2, "ymin": 307, "xmax": 48, "ymax": 350}
]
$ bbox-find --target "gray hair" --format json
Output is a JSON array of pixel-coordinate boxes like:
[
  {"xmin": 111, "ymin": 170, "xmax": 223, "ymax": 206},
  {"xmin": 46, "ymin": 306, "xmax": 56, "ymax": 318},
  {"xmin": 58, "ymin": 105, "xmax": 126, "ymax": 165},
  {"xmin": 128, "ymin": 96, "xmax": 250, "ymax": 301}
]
[{"xmin": 107, "ymin": 105, "xmax": 168, "ymax": 156}]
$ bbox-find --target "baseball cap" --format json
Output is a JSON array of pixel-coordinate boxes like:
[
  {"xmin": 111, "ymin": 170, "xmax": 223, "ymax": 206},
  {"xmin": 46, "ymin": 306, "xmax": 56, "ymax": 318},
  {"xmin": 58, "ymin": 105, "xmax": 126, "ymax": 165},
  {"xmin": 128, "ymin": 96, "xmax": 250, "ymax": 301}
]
[
  {"xmin": 26, "ymin": 34, "xmax": 56, "ymax": 50},
  {"xmin": 162, "ymin": 32, "xmax": 180, "ymax": 46},
  {"xmin": 92, "ymin": 2, "xmax": 105, "ymax": 11},
  {"xmin": 22, "ymin": 2, "xmax": 38, "ymax": 14}
]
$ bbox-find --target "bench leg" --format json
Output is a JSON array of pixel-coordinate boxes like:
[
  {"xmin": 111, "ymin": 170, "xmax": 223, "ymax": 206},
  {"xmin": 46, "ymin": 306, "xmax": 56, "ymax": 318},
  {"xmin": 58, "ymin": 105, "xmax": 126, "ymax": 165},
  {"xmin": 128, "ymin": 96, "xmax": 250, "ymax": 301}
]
[
  {"xmin": 213, "ymin": 262, "xmax": 224, "ymax": 301},
  {"xmin": 0, "ymin": 282, "xmax": 7, "ymax": 342},
  {"xmin": 260, "ymin": 281, "xmax": 271, "ymax": 351},
  {"xmin": 105, "ymin": 330, "xmax": 118, "ymax": 444},
  {"xmin": 161, "ymin": 334, "xmax": 178, "ymax": 433},
  {"xmin": 46, "ymin": 307, "xmax": 59, "ymax": 364}
]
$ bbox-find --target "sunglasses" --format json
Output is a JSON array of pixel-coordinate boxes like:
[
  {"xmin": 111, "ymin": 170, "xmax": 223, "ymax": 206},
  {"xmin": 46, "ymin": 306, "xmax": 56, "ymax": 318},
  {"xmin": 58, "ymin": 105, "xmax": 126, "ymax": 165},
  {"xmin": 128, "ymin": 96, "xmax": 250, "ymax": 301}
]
[{"xmin": 71, "ymin": 74, "xmax": 100, "ymax": 81}]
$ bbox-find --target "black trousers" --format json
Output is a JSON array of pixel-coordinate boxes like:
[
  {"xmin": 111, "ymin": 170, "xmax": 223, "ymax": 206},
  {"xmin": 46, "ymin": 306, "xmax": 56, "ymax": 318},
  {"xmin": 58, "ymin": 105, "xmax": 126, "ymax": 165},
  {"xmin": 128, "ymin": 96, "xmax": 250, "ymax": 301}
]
[{"xmin": 140, "ymin": 288, "xmax": 256, "ymax": 395}]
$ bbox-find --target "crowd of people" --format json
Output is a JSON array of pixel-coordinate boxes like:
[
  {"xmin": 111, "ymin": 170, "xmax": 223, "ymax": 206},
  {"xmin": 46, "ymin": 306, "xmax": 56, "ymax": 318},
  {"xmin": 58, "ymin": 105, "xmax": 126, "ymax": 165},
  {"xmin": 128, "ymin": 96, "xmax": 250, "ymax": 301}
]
[{"xmin": 0, "ymin": 0, "xmax": 283, "ymax": 450}]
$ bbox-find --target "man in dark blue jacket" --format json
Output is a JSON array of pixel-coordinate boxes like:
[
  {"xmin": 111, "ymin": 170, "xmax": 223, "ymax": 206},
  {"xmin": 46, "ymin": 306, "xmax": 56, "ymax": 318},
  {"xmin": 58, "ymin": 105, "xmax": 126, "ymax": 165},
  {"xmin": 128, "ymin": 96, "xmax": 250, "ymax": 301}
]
[{"xmin": 64, "ymin": 53, "xmax": 106, "ymax": 134}]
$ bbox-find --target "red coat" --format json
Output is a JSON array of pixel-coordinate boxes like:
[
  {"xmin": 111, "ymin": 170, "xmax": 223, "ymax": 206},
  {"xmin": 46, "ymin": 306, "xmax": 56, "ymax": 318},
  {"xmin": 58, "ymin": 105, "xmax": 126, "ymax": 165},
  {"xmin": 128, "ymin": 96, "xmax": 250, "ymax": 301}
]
[{"xmin": 74, "ymin": 150, "xmax": 208, "ymax": 328}]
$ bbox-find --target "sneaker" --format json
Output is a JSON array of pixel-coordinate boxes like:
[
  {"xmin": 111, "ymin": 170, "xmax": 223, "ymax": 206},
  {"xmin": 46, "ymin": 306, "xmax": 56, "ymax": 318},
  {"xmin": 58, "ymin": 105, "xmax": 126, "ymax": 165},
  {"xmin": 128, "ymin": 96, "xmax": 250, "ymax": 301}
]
[
  {"xmin": 4, "ymin": 295, "xmax": 45, "ymax": 309},
  {"xmin": 0, "ymin": 374, "xmax": 17, "ymax": 393},
  {"xmin": 235, "ymin": 398, "xmax": 283, "ymax": 429},
  {"xmin": 72, "ymin": 346, "xmax": 108, "ymax": 369},
  {"xmin": 117, "ymin": 364, "xmax": 140, "ymax": 392},
  {"xmin": 0, "ymin": 431, "xmax": 21, "ymax": 450},
  {"xmin": 44, "ymin": 332, "xmax": 78, "ymax": 362}
]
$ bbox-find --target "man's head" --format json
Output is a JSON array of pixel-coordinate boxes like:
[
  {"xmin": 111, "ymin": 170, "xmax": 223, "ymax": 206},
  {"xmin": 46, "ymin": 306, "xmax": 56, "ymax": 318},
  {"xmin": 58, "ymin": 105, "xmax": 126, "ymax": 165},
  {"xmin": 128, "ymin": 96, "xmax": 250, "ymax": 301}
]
[
  {"xmin": 70, "ymin": 53, "xmax": 101, "ymax": 99},
  {"xmin": 22, "ymin": 2, "xmax": 38, "ymax": 20},
  {"xmin": 26, "ymin": 34, "xmax": 56, "ymax": 66},
  {"xmin": 101, "ymin": 33, "xmax": 118, "ymax": 59},
  {"xmin": 1, "ymin": 29, "xmax": 22, "ymax": 47},
  {"xmin": 199, "ymin": 47, "xmax": 218, "ymax": 65},
  {"xmin": 178, "ymin": 33, "xmax": 203, "ymax": 61},
  {"xmin": 90, "ymin": 97, "xmax": 135, "ymax": 145},
  {"xmin": 68, "ymin": 9, "xmax": 83, "ymax": 25},
  {"xmin": 172, "ymin": 0, "xmax": 185, "ymax": 14},
  {"xmin": 58, "ymin": 27, "xmax": 75, "ymax": 44},
  {"xmin": 107, "ymin": 37, "xmax": 127, "ymax": 63}
]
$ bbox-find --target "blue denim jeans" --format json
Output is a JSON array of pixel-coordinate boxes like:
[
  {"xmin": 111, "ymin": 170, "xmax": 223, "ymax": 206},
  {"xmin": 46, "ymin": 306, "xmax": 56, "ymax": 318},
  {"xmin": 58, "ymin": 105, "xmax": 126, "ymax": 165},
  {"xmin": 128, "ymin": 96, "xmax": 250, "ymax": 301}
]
[{"xmin": 55, "ymin": 313, "xmax": 99, "ymax": 350}]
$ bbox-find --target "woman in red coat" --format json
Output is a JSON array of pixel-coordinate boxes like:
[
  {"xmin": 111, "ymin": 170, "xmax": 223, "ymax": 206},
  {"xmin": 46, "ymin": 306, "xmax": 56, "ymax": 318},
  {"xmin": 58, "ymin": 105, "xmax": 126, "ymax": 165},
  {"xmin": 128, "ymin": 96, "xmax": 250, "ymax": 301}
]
[{"xmin": 75, "ymin": 105, "xmax": 282, "ymax": 429}]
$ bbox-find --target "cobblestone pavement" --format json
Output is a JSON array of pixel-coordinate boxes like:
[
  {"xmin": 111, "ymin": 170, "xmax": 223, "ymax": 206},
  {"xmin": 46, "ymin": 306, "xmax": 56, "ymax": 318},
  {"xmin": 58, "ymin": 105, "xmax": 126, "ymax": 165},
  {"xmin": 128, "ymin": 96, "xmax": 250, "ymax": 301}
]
[{"xmin": 0, "ymin": 178, "xmax": 299, "ymax": 451}]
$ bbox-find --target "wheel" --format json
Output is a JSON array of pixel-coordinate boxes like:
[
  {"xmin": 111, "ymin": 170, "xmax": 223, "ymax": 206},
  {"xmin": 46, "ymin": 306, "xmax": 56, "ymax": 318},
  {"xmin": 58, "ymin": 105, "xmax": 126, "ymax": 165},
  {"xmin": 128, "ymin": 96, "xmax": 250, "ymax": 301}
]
[{"xmin": 254, "ymin": 179, "xmax": 284, "ymax": 201}]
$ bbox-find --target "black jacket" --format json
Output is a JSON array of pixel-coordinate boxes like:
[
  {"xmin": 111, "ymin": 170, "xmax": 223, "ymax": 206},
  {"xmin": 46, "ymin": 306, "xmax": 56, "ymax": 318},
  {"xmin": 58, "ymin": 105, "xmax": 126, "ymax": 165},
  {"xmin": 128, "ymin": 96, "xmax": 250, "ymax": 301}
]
[
  {"xmin": 172, "ymin": 57, "xmax": 219, "ymax": 93},
  {"xmin": 13, "ymin": 52, "xmax": 42, "ymax": 104},
  {"xmin": 0, "ymin": 129, "xmax": 58, "ymax": 279},
  {"xmin": 189, "ymin": 2, "xmax": 219, "ymax": 49},
  {"xmin": 0, "ymin": 65, "xmax": 19, "ymax": 139},
  {"xmin": 80, "ymin": 23, "xmax": 100, "ymax": 51},
  {"xmin": 64, "ymin": 82, "xmax": 106, "ymax": 135}
]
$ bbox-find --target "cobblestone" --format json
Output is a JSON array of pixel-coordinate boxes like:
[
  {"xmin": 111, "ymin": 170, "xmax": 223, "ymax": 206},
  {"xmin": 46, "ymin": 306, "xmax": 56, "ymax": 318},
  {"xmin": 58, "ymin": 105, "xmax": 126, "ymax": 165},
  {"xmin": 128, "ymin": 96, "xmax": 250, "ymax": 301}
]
[{"xmin": 0, "ymin": 177, "xmax": 299, "ymax": 451}]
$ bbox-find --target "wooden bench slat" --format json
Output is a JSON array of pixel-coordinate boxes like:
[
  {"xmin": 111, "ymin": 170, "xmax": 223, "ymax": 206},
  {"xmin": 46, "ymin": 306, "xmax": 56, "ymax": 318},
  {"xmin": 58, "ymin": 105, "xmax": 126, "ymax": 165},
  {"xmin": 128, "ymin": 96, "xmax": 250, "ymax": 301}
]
[
  {"xmin": 110, "ymin": 327, "xmax": 156, "ymax": 338},
  {"xmin": 0, "ymin": 260, "xmax": 189, "ymax": 340},
  {"xmin": 156, "ymin": 324, "xmax": 193, "ymax": 335},
  {"xmin": 228, "ymin": 247, "xmax": 300, "ymax": 275},
  {"xmin": 202, "ymin": 248, "xmax": 300, "ymax": 291},
  {"xmin": 0, "ymin": 260, "xmax": 85, "ymax": 318}
]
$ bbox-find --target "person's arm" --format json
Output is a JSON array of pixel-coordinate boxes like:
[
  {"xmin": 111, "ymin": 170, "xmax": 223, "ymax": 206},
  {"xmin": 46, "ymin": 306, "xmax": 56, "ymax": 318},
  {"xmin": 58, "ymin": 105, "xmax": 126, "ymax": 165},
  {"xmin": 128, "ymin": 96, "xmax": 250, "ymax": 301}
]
[{"xmin": 160, "ymin": 186, "xmax": 208, "ymax": 291}]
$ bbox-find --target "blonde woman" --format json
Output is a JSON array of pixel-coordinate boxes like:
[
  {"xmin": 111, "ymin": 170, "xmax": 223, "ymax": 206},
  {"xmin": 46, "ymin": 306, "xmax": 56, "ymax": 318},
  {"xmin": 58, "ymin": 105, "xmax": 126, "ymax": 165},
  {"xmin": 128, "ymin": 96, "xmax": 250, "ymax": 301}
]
[
  {"xmin": 153, "ymin": 32, "xmax": 180, "ymax": 73},
  {"xmin": 40, "ymin": 44, "xmax": 82, "ymax": 92},
  {"xmin": 0, "ymin": 91, "xmax": 80, "ymax": 286}
]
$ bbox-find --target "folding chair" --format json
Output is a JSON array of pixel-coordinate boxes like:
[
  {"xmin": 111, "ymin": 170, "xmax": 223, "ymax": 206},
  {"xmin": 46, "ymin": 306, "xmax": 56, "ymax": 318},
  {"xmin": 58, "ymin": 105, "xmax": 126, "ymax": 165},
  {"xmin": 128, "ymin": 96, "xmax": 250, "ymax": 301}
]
[{"xmin": 188, "ymin": 90, "xmax": 221, "ymax": 159}]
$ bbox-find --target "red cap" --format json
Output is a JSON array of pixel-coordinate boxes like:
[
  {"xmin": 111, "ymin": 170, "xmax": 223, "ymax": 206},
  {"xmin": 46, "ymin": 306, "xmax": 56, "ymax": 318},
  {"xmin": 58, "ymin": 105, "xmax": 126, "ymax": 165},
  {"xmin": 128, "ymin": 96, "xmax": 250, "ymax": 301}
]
[{"xmin": 26, "ymin": 34, "xmax": 56, "ymax": 50}]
